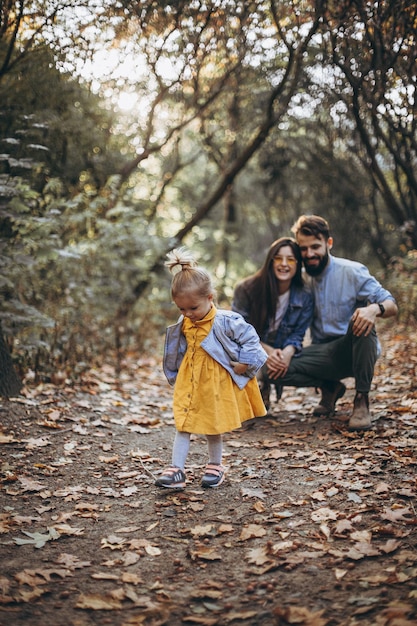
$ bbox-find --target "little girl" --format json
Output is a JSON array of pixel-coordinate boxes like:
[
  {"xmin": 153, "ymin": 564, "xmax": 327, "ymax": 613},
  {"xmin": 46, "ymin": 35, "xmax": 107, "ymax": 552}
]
[{"xmin": 156, "ymin": 248, "xmax": 267, "ymax": 490}]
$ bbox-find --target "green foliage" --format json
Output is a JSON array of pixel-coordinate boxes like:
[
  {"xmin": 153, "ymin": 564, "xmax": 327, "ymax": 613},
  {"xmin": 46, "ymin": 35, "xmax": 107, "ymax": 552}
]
[
  {"xmin": 1, "ymin": 175, "xmax": 172, "ymax": 378},
  {"xmin": 384, "ymin": 251, "xmax": 417, "ymax": 324},
  {"xmin": 0, "ymin": 41, "xmax": 149, "ymax": 378},
  {"xmin": 0, "ymin": 46, "xmax": 123, "ymax": 192}
]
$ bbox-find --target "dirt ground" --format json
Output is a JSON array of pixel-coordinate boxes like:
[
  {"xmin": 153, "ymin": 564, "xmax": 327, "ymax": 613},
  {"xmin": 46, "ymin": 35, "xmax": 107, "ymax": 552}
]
[{"xmin": 0, "ymin": 325, "xmax": 416, "ymax": 626}]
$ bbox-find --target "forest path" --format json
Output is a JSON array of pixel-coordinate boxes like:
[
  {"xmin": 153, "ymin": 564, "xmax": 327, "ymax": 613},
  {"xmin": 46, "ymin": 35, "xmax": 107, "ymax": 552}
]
[{"xmin": 0, "ymin": 325, "xmax": 416, "ymax": 626}]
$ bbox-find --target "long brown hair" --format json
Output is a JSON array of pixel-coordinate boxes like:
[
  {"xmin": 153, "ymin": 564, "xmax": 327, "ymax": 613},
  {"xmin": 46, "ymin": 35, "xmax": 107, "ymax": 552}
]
[{"xmin": 242, "ymin": 237, "xmax": 303, "ymax": 334}]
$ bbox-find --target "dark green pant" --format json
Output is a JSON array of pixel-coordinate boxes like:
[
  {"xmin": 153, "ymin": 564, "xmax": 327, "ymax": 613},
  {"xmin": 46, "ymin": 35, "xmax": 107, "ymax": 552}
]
[{"xmin": 268, "ymin": 325, "xmax": 379, "ymax": 393}]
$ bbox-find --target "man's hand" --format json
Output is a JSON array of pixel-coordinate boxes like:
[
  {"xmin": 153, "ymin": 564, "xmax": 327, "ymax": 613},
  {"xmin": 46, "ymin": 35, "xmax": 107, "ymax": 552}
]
[
  {"xmin": 351, "ymin": 305, "xmax": 378, "ymax": 336},
  {"xmin": 230, "ymin": 361, "xmax": 248, "ymax": 375}
]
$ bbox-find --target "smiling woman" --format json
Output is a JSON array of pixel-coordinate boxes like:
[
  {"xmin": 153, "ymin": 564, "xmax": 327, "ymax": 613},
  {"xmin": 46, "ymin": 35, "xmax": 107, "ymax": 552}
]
[{"xmin": 232, "ymin": 237, "xmax": 314, "ymax": 411}]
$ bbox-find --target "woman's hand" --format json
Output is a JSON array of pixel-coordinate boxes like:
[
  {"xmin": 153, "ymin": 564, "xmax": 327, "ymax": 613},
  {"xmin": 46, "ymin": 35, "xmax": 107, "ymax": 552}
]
[
  {"xmin": 230, "ymin": 361, "xmax": 248, "ymax": 375},
  {"xmin": 266, "ymin": 346, "xmax": 295, "ymax": 379}
]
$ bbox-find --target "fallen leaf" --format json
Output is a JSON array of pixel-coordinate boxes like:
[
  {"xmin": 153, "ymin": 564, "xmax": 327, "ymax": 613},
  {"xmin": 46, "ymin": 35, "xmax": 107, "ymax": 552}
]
[
  {"xmin": 189, "ymin": 502, "xmax": 205, "ymax": 512},
  {"xmin": 271, "ymin": 541, "xmax": 295, "ymax": 555},
  {"xmin": 320, "ymin": 523, "xmax": 331, "ymax": 540},
  {"xmin": 54, "ymin": 524, "xmax": 84, "ymax": 537},
  {"xmin": 382, "ymin": 507, "xmax": 414, "ymax": 523},
  {"xmin": 272, "ymin": 509, "xmax": 294, "ymax": 519},
  {"xmin": 346, "ymin": 542, "xmax": 380, "ymax": 560},
  {"xmin": 347, "ymin": 492, "xmax": 362, "ymax": 503},
  {"xmin": 375, "ymin": 482, "xmax": 390, "ymax": 493},
  {"xmin": 14, "ymin": 527, "xmax": 60, "ymax": 548},
  {"xmin": 75, "ymin": 592, "xmax": 123, "ymax": 610},
  {"xmin": 311, "ymin": 507, "xmax": 338, "ymax": 522},
  {"xmin": 239, "ymin": 524, "xmax": 267, "ymax": 540},
  {"xmin": 189, "ymin": 588, "xmax": 223, "ymax": 600},
  {"xmin": 241, "ymin": 486, "xmax": 267, "ymax": 499},
  {"xmin": 54, "ymin": 553, "xmax": 91, "ymax": 569},
  {"xmin": 379, "ymin": 538, "xmax": 401, "ymax": 554},
  {"xmin": 121, "ymin": 572, "xmax": 144, "ymax": 584},
  {"xmin": 145, "ymin": 545, "xmax": 161, "ymax": 556},
  {"xmin": 222, "ymin": 611, "xmax": 259, "ymax": 621},
  {"xmin": 350, "ymin": 530, "xmax": 372, "ymax": 543},
  {"xmin": 217, "ymin": 524, "xmax": 234, "ymax": 534},
  {"xmin": 16, "ymin": 587, "xmax": 48, "ymax": 603},
  {"xmin": 189, "ymin": 524, "xmax": 214, "ymax": 537},
  {"xmin": 120, "ymin": 551, "xmax": 141, "ymax": 566},
  {"xmin": 75, "ymin": 502, "xmax": 99, "ymax": 512},
  {"xmin": 273, "ymin": 604, "xmax": 328, "ymax": 625},
  {"xmin": 114, "ymin": 526, "xmax": 141, "ymax": 533},
  {"xmin": 99, "ymin": 455, "xmax": 119, "ymax": 464},
  {"xmin": 91, "ymin": 570, "xmax": 120, "ymax": 580},
  {"xmin": 17, "ymin": 477, "xmax": 45, "ymax": 492},
  {"xmin": 311, "ymin": 491, "xmax": 327, "ymax": 501},
  {"xmin": 23, "ymin": 437, "xmax": 51, "ymax": 449},
  {"xmin": 333, "ymin": 519, "xmax": 353, "ymax": 535},
  {"xmin": 334, "ymin": 568, "xmax": 348, "ymax": 580},
  {"xmin": 182, "ymin": 616, "xmax": 218, "ymax": 625},
  {"xmin": 246, "ymin": 546, "xmax": 273, "ymax": 566},
  {"xmin": 15, "ymin": 568, "xmax": 72, "ymax": 585},
  {"xmin": 188, "ymin": 546, "xmax": 222, "ymax": 561},
  {"xmin": 0, "ymin": 433, "xmax": 17, "ymax": 443},
  {"xmin": 121, "ymin": 486, "xmax": 138, "ymax": 496},
  {"xmin": 101, "ymin": 534, "xmax": 126, "ymax": 549},
  {"xmin": 265, "ymin": 449, "xmax": 289, "ymax": 459}
]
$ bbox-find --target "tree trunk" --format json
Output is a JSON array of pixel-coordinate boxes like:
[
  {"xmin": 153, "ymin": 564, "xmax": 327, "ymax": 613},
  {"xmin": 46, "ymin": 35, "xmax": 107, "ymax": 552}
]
[{"xmin": 0, "ymin": 326, "xmax": 22, "ymax": 398}]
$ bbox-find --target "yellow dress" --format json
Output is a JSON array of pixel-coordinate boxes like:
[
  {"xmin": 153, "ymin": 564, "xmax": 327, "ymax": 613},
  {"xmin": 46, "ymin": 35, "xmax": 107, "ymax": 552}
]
[{"xmin": 173, "ymin": 306, "xmax": 266, "ymax": 435}]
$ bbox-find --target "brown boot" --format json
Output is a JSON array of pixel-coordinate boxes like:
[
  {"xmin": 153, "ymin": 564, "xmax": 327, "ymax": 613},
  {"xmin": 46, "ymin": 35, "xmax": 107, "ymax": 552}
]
[
  {"xmin": 313, "ymin": 381, "xmax": 346, "ymax": 417},
  {"xmin": 348, "ymin": 392, "xmax": 372, "ymax": 431}
]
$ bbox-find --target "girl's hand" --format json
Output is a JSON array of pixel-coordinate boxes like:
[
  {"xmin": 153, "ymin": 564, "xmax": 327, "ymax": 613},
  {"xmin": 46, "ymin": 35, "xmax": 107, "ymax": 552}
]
[{"xmin": 230, "ymin": 361, "xmax": 248, "ymax": 375}]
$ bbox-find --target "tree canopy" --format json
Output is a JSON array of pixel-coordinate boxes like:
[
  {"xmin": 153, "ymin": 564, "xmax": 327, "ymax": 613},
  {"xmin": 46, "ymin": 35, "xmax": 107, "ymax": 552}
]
[{"xmin": 0, "ymin": 0, "xmax": 416, "ymax": 382}]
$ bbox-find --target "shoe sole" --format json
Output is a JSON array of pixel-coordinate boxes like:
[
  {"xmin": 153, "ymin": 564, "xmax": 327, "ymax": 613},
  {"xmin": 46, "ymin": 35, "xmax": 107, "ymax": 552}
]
[
  {"xmin": 201, "ymin": 473, "xmax": 225, "ymax": 489},
  {"xmin": 201, "ymin": 479, "xmax": 225, "ymax": 488},
  {"xmin": 155, "ymin": 482, "xmax": 186, "ymax": 489},
  {"xmin": 347, "ymin": 423, "xmax": 372, "ymax": 432},
  {"xmin": 313, "ymin": 403, "xmax": 340, "ymax": 417}
]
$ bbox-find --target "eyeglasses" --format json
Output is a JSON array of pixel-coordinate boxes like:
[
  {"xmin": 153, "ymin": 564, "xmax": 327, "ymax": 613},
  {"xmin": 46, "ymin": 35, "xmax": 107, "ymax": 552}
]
[{"xmin": 273, "ymin": 255, "xmax": 297, "ymax": 266}]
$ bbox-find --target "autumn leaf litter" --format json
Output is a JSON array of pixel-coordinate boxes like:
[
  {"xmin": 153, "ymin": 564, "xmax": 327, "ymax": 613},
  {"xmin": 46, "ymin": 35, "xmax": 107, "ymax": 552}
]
[{"xmin": 0, "ymin": 327, "xmax": 417, "ymax": 625}]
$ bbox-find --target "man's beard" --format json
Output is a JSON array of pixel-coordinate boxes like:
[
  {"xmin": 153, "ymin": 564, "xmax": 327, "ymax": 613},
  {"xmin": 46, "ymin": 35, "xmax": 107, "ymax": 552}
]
[{"xmin": 303, "ymin": 251, "xmax": 329, "ymax": 276}]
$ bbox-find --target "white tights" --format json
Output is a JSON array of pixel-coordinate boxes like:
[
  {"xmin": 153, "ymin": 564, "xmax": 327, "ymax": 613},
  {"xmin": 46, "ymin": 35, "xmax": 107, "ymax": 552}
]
[{"xmin": 171, "ymin": 431, "xmax": 223, "ymax": 469}]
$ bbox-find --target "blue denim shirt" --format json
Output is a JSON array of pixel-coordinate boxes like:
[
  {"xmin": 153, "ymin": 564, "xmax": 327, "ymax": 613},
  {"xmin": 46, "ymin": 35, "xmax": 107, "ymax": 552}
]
[
  {"xmin": 163, "ymin": 308, "xmax": 268, "ymax": 390},
  {"xmin": 307, "ymin": 255, "xmax": 396, "ymax": 344},
  {"xmin": 232, "ymin": 282, "xmax": 314, "ymax": 354}
]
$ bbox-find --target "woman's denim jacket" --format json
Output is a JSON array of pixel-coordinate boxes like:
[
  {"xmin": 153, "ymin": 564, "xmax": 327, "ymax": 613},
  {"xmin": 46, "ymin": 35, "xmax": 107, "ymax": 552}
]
[
  {"xmin": 232, "ymin": 282, "xmax": 314, "ymax": 354},
  {"xmin": 163, "ymin": 309, "xmax": 268, "ymax": 390}
]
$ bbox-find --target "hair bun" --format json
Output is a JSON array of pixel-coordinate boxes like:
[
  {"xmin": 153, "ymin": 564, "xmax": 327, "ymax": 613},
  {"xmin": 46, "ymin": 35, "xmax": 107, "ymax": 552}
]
[{"xmin": 165, "ymin": 247, "xmax": 197, "ymax": 273}]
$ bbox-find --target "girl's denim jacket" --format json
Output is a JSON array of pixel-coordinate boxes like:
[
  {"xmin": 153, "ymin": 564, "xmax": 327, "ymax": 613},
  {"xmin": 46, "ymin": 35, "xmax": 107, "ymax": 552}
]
[
  {"xmin": 163, "ymin": 309, "xmax": 268, "ymax": 390},
  {"xmin": 232, "ymin": 283, "xmax": 313, "ymax": 354}
]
